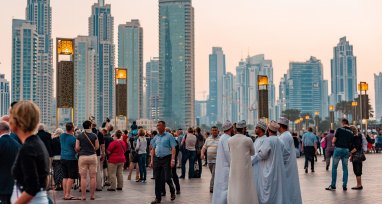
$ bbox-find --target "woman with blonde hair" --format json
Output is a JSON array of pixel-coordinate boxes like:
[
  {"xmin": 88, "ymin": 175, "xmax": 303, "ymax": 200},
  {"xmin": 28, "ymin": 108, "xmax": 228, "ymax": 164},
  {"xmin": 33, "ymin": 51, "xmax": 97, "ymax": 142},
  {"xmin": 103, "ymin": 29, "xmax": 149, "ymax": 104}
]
[{"xmin": 9, "ymin": 101, "xmax": 50, "ymax": 204}]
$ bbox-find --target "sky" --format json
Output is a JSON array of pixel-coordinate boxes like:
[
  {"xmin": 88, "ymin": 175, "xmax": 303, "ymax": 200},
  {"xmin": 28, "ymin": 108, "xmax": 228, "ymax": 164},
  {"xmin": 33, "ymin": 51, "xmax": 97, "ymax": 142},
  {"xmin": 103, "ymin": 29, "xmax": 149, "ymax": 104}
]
[{"xmin": 0, "ymin": 0, "xmax": 381, "ymax": 110}]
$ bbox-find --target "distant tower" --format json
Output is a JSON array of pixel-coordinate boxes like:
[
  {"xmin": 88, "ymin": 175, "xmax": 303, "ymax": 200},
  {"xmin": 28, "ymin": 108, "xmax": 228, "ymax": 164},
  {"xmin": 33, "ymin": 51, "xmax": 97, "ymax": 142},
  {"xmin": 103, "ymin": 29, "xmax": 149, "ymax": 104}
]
[
  {"xmin": 158, "ymin": 0, "xmax": 195, "ymax": 128},
  {"xmin": 375, "ymin": 73, "xmax": 382, "ymax": 122},
  {"xmin": 89, "ymin": 0, "xmax": 115, "ymax": 125},
  {"xmin": 331, "ymin": 37, "xmax": 357, "ymax": 104},
  {"xmin": 146, "ymin": 58, "xmax": 160, "ymax": 121},
  {"xmin": 0, "ymin": 74, "xmax": 10, "ymax": 116}
]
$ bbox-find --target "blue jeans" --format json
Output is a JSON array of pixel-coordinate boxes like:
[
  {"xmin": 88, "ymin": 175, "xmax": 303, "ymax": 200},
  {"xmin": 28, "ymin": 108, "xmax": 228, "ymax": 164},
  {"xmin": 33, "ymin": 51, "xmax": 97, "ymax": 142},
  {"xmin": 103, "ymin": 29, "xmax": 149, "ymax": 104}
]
[
  {"xmin": 181, "ymin": 150, "xmax": 196, "ymax": 178},
  {"xmin": 138, "ymin": 153, "xmax": 147, "ymax": 180},
  {"xmin": 331, "ymin": 147, "xmax": 349, "ymax": 188}
]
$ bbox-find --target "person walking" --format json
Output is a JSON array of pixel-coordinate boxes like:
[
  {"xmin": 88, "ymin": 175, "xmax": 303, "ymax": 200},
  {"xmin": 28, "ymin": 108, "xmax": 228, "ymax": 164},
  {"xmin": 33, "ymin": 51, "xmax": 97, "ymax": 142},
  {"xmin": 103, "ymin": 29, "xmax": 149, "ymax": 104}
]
[
  {"xmin": 180, "ymin": 127, "xmax": 197, "ymax": 179},
  {"xmin": 150, "ymin": 121, "xmax": 177, "ymax": 204},
  {"xmin": 252, "ymin": 121, "xmax": 286, "ymax": 204},
  {"xmin": 76, "ymin": 120, "xmax": 99, "ymax": 200},
  {"xmin": 0, "ymin": 121, "xmax": 21, "ymax": 204},
  {"xmin": 302, "ymin": 127, "xmax": 318, "ymax": 173},
  {"xmin": 60, "ymin": 122, "xmax": 80, "ymax": 200},
  {"xmin": 227, "ymin": 120, "xmax": 258, "ymax": 204},
  {"xmin": 9, "ymin": 101, "xmax": 50, "ymax": 204},
  {"xmin": 349, "ymin": 126, "xmax": 365, "ymax": 190},
  {"xmin": 136, "ymin": 129, "xmax": 148, "ymax": 183},
  {"xmin": 325, "ymin": 130, "xmax": 335, "ymax": 170},
  {"xmin": 92, "ymin": 122, "xmax": 105, "ymax": 191},
  {"xmin": 127, "ymin": 129, "xmax": 140, "ymax": 182},
  {"xmin": 326, "ymin": 118, "xmax": 354, "ymax": 191},
  {"xmin": 201, "ymin": 126, "xmax": 220, "ymax": 193},
  {"xmin": 52, "ymin": 128, "xmax": 64, "ymax": 191},
  {"xmin": 107, "ymin": 130, "xmax": 127, "ymax": 191},
  {"xmin": 278, "ymin": 117, "xmax": 302, "ymax": 204},
  {"xmin": 195, "ymin": 127, "xmax": 205, "ymax": 178},
  {"xmin": 212, "ymin": 121, "xmax": 234, "ymax": 204}
]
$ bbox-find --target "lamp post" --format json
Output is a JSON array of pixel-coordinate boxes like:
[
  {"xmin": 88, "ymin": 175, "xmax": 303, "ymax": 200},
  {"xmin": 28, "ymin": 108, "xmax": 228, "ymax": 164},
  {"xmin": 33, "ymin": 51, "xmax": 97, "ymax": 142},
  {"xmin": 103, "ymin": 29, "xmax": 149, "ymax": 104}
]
[
  {"xmin": 305, "ymin": 115, "xmax": 310, "ymax": 130},
  {"xmin": 258, "ymin": 75, "xmax": 269, "ymax": 123},
  {"xmin": 352, "ymin": 101, "xmax": 358, "ymax": 126},
  {"xmin": 115, "ymin": 68, "xmax": 128, "ymax": 130},
  {"xmin": 314, "ymin": 112, "xmax": 319, "ymax": 132},
  {"xmin": 358, "ymin": 82, "xmax": 369, "ymax": 132},
  {"xmin": 329, "ymin": 105, "xmax": 334, "ymax": 130}
]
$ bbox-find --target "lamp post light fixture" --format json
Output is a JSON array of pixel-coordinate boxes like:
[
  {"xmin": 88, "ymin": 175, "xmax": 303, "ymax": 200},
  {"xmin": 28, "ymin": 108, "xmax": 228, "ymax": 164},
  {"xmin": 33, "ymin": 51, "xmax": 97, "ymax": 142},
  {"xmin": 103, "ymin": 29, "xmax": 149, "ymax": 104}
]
[
  {"xmin": 329, "ymin": 105, "xmax": 334, "ymax": 130},
  {"xmin": 258, "ymin": 75, "xmax": 269, "ymax": 122},
  {"xmin": 352, "ymin": 101, "xmax": 358, "ymax": 125},
  {"xmin": 305, "ymin": 115, "xmax": 310, "ymax": 130},
  {"xmin": 358, "ymin": 82, "xmax": 369, "ymax": 131},
  {"xmin": 314, "ymin": 112, "xmax": 319, "ymax": 132}
]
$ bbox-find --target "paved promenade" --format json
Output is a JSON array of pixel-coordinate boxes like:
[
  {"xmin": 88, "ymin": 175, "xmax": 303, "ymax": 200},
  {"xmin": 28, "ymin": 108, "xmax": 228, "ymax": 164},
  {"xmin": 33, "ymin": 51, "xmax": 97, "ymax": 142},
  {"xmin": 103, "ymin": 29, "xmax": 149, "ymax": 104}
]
[{"xmin": 57, "ymin": 154, "xmax": 382, "ymax": 204}]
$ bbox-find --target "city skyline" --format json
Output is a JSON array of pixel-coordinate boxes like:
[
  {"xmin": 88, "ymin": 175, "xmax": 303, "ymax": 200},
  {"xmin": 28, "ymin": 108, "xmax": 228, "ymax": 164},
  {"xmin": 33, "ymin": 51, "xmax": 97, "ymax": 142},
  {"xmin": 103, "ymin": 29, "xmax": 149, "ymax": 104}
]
[{"xmin": 0, "ymin": 0, "xmax": 381, "ymax": 118}]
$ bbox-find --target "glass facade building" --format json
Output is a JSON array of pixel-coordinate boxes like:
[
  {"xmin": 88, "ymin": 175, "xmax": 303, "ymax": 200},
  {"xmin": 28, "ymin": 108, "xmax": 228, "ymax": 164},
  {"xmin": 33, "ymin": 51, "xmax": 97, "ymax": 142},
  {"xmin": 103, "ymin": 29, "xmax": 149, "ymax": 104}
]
[
  {"xmin": 331, "ymin": 37, "xmax": 357, "ymax": 105},
  {"xmin": 118, "ymin": 20, "xmax": 143, "ymax": 121},
  {"xmin": 375, "ymin": 73, "xmax": 382, "ymax": 122},
  {"xmin": 74, "ymin": 36, "xmax": 98, "ymax": 127},
  {"xmin": 287, "ymin": 57, "xmax": 325, "ymax": 116},
  {"xmin": 159, "ymin": 0, "xmax": 195, "ymax": 128},
  {"xmin": 146, "ymin": 58, "xmax": 160, "ymax": 121},
  {"xmin": 89, "ymin": 0, "xmax": 115, "ymax": 125},
  {"xmin": 0, "ymin": 74, "xmax": 10, "ymax": 116},
  {"xmin": 208, "ymin": 47, "xmax": 226, "ymax": 124}
]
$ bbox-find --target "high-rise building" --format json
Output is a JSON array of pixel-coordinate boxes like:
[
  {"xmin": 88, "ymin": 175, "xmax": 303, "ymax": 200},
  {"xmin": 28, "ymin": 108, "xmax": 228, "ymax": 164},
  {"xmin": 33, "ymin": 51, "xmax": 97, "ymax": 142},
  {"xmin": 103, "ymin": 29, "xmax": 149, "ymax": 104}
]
[
  {"xmin": 74, "ymin": 36, "xmax": 98, "ymax": 127},
  {"xmin": 118, "ymin": 20, "xmax": 143, "ymax": 121},
  {"xmin": 286, "ymin": 57, "xmax": 324, "ymax": 116},
  {"xmin": 89, "ymin": 0, "xmax": 115, "ymax": 125},
  {"xmin": 146, "ymin": 58, "xmax": 160, "ymax": 121},
  {"xmin": 11, "ymin": 19, "xmax": 38, "ymax": 103},
  {"xmin": 158, "ymin": 0, "xmax": 195, "ymax": 128},
  {"xmin": 331, "ymin": 37, "xmax": 357, "ymax": 105},
  {"xmin": 234, "ymin": 55, "xmax": 275, "ymax": 124},
  {"xmin": 208, "ymin": 47, "xmax": 226, "ymax": 124},
  {"xmin": 0, "ymin": 74, "xmax": 10, "ymax": 116},
  {"xmin": 26, "ymin": 0, "xmax": 53, "ymax": 126},
  {"xmin": 322, "ymin": 80, "xmax": 329, "ymax": 119},
  {"xmin": 195, "ymin": 100, "xmax": 208, "ymax": 126},
  {"xmin": 222, "ymin": 72, "xmax": 234, "ymax": 122},
  {"xmin": 375, "ymin": 73, "xmax": 382, "ymax": 122}
]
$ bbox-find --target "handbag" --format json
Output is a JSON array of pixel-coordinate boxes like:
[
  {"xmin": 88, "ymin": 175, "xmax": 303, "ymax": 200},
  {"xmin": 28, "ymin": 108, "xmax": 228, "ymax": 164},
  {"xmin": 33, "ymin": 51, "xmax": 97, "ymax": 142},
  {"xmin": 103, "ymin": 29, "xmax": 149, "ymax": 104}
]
[{"xmin": 352, "ymin": 150, "xmax": 366, "ymax": 162}]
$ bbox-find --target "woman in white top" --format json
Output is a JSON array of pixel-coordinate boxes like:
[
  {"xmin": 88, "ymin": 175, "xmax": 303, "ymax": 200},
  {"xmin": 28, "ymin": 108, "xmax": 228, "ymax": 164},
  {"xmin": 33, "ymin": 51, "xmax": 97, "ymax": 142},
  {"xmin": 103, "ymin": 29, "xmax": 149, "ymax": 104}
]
[{"xmin": 136, "ymin": 129, "xmax": 148, "ymax": 182}]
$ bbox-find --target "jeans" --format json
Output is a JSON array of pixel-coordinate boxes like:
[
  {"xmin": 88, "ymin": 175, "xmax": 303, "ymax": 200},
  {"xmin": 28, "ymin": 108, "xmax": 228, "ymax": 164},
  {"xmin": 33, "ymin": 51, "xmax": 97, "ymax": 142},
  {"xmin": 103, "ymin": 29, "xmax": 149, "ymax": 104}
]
[
  {"xmin": 331, "ymin": 147, "xmax": 349, "ymax": 188},
  {"xmin": 107, "ymin": 162, "xmax": 124, "ymax": 189},
  {"xmin": 96, "ymin": 156, "xmax": 103, "ymax": 189},
  {"xmin": 208, "ymin": 163, "xmax": 216, "ymax": 191},
  {"xmin": 138, "ymin": 153, "xmax": 147, "ymax": 180},
  {"xmin": 181, "ymin": 150, "xmax": 196, "ymax": 178},
  {"xmin": 196, "ymin": 153, "xmax": 203, "ymax": 176}
]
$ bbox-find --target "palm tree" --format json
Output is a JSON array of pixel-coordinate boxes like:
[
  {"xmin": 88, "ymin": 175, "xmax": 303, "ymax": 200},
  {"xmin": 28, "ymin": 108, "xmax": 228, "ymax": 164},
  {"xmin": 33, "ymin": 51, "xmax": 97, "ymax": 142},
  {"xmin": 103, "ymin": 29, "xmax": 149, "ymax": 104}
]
[{"xmin": 282, "ymin": 109, "xmax": 301, "ymax": 129}]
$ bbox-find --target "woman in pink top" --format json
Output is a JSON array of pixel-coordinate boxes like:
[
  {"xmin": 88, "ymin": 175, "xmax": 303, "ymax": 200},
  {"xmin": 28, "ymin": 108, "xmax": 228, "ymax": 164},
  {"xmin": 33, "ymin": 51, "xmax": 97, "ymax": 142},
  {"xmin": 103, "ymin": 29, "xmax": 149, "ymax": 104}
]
[{"xmin": 107, "ymin": 130, "xmax": 127, "ymax": 191}]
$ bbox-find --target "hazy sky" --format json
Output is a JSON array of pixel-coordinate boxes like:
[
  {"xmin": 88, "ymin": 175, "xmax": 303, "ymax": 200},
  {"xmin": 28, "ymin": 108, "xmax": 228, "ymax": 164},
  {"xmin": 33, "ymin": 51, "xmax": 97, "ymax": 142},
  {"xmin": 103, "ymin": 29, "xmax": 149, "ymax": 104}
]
[{"xmin": 0, "ymin": 0, "xmax": 381, "ymax": 108}]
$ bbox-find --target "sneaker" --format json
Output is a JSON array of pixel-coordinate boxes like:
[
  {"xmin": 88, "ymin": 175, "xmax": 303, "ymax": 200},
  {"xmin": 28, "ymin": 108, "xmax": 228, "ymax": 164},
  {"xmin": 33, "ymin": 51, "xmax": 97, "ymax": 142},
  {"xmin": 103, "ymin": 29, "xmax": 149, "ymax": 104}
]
[
  {"xmin": 326, "ymin": 165, "xmax": 329, "ymax": 171},
  {"xmin": 305, "ymin": 168, "xmax": 308, "ymax": 174},
  {"xmin": 151, "ymin": 199, "xmax": 161, "ymax": 204},
  {"xmin": 170, "ymin": 193, "xmax": 176, "ymax": 201},
  {"xmin": 311, "ymin": 169, "xmax": 315, "ymax": 173},
  {"xmin": 343, "ymin": 186, "xmax": 347, "ymax": 191},
  {"xmin": 325, "ymin": 185, "xmax": 336, "ymax": 191},
  {"xmin": 117, "ymin": 188, "xmax": 123, "ymax": 191}
]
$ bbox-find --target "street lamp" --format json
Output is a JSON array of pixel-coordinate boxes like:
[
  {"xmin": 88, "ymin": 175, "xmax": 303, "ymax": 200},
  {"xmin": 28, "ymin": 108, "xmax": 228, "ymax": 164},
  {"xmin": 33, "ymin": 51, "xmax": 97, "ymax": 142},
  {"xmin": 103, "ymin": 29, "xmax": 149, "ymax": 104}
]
[
  {"xmin": 352, "ymin": 101, "xmax": 358, "ymax": 125},
  {"xmin": 115, "ymin": 68, "xmax": 128, "ymax": 130},
  {"xmin": 305, "ymin": 115, "xmax": 310, "ymax": 130},
  {"xmin": 358, "ymin": 82, "xmax": 369, "ymax": 131},
  {"xmin": 258, "ymin": 75, "xmax": 269, "ymax": 123},
  {"xmin": 314, "ymin": 112, "xmax": 319, "ymax": 132},
  {"xmin": 329, "ymin": 105, "xmax": 334, "ymax": 130}
]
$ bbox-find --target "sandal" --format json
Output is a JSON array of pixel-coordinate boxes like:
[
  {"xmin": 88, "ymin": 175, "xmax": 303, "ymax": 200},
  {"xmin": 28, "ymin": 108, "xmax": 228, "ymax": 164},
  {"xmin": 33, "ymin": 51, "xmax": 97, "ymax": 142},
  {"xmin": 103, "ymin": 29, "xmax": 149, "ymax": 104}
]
[{"xmin": 64, "ymin": 196, "xmax": 81, "ymax": 200}]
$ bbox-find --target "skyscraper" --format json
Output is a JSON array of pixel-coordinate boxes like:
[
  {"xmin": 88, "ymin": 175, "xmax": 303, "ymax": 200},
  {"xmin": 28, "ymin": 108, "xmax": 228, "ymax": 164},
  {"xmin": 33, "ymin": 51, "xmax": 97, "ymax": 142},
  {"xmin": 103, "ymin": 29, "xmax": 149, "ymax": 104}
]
[
  {"xmin": 0, "ymin": 74, "xmax": 10, "ymax": 116},
  {"xmin": 322, "ymin": 80, "xmax": 329, "ymax": 119},
  {"xmin": 11, "ymin": 19, "xmax": 38, "ymax": 103},
  {"xmin": 375, "ymin": 73, "xmax": 382, "ymax": 122},
  {"xmin": 222, "ymin": 72, "xmax": 234, "ymax": 122},
  {"xmin": 146, "ymin": 58, "xmax": 160, "ymax": 121},
  {"xmin": 26, "ymin": 0, "xmax": 53, "ymax": 126},
  {"xmin": 208, "ymin": 47, "xmax": 226, "ymax": 124},
  {"xmin": 286, "ymin": 57, "xmax": 324, "ymax": 116},
  {"xmin": 74, "ymin": 36, "xmax": 98, "ymax": 127},
  {"xmin": 159, "ymin": 0, "xmax": 195, "ymax": 128},
  {"xmin": 118, "ymin": 20, "xmax": 143, "ymax": 121},
  {"xmin": 89, "ymin": 0, "xmax": 115, "ymax": 125},
  {"xmin": 331, "ymin": 37, "xmax": 357, "ymax": 105}
]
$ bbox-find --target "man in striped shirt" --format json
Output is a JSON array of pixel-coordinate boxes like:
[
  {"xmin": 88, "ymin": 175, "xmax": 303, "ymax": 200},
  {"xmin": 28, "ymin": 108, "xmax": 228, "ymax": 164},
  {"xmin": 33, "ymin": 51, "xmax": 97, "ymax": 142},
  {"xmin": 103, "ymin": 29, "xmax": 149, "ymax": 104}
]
[{"xmin": 201, "ymin": 126, "xmax": 220, "ymax": 193}]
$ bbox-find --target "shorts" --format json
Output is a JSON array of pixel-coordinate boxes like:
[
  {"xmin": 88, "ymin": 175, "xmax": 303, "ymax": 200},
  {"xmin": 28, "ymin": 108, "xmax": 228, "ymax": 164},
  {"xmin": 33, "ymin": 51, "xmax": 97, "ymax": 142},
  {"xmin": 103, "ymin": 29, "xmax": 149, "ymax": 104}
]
[
  {"xmin": 61, "ymin": 159, "xmax": 79, "ymax": 179},
  {"xmin": 78, "ymin": 155, "xmax": 98, "ymax": 175}
]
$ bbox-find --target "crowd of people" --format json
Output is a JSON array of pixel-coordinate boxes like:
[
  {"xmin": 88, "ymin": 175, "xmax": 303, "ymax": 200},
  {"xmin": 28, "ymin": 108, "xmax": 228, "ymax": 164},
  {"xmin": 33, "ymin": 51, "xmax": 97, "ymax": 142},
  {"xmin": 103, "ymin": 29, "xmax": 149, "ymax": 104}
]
[{"xmin": 1, "ymin": 100, "xmax": 382, "ymax": 204}]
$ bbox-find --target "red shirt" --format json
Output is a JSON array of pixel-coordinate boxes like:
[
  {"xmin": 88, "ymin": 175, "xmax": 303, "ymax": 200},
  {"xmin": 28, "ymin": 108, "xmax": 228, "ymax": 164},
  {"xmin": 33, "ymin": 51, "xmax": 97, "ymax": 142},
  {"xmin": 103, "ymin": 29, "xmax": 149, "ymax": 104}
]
[{"xmin": 107, "ymin": 140, "xmax": 127, "ymax": 163}]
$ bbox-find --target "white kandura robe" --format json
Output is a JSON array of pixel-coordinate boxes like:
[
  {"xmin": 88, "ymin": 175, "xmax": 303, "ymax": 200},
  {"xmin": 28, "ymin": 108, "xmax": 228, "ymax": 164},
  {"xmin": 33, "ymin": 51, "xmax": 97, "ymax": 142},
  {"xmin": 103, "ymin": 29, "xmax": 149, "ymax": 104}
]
[
  {"xmin": 252, "ymin": 136, "xmax": 286, "ymax": 204},
  {"xmin": 212, "ymin": 134, "xmax": 231, "ymax": 204},
  {"xmin": 279, "ymin": 131, "xmax": 302, "ymax": 204},
  {"xmin": 227, "ymin": 134, "xmax": 259, "ymax": 204}
]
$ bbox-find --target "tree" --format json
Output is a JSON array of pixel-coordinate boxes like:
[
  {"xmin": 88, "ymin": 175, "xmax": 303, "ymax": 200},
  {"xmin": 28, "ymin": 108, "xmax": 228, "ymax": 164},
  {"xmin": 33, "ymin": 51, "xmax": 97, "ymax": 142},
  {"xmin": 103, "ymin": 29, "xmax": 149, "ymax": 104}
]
[
  {"xmin": 318, "ymin": 117, "xmax": 331, "ymax": 132},
  {"xmin": 335, "ymin": 101, "xmax": 352, "ymax": 118},
  {"xmin": 282, "ymin": 109, "xmax": 301, "ymax": 130}
]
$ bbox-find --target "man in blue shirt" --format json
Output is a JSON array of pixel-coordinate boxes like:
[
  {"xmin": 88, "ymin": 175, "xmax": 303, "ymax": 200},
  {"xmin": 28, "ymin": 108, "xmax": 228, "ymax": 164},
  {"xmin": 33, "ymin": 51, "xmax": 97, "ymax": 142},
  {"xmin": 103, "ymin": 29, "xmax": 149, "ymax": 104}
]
[
  {"xmin": 302, "ymin": 127, "xmax": 318, "ymax": 173},
  {"xmin": 150, "ymin": 121, "xmax": 177, "ymax": 204}
]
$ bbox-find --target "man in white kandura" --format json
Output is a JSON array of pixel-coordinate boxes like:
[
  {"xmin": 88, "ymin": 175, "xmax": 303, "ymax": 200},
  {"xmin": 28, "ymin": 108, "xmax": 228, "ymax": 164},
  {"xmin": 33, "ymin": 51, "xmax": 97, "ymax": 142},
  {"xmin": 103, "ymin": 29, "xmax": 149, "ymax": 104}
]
[
  {"xmin": 252, "ymin": 121, "xmax": 285, "ymax": 204},
  {"xmin": 212, "ymin": 121, "xmax": 234, "ymax": 204},
  {"xmin": 227, "ymin": 120, "xmax": 258, "ymax": 204},
  {"xmin": 278, "ymin": 117, "xmax": 302, "ymax": 204}
]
